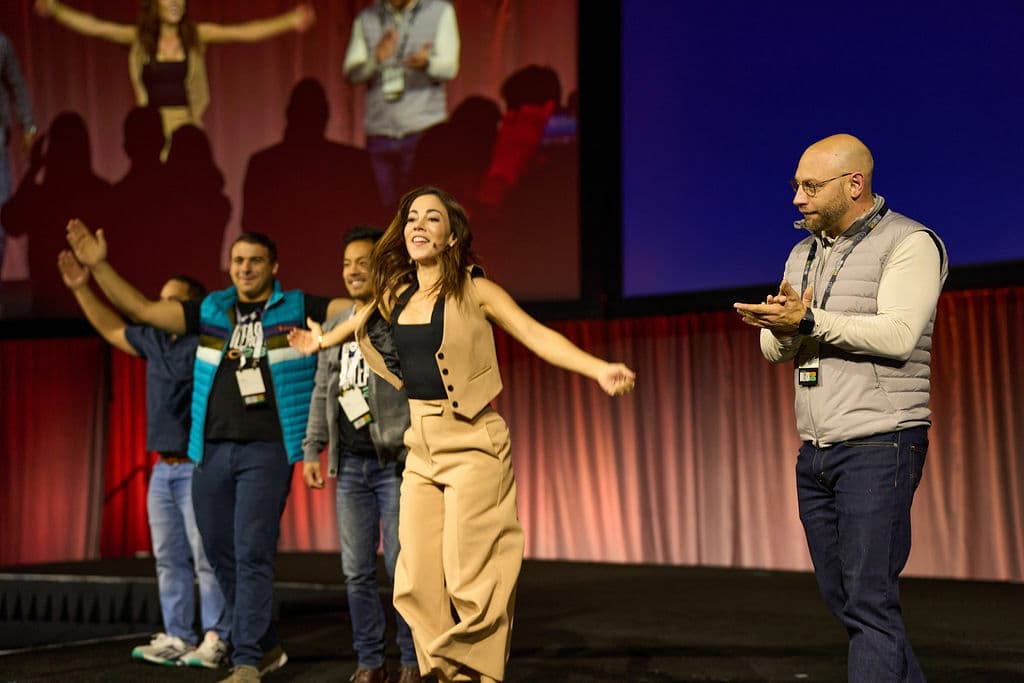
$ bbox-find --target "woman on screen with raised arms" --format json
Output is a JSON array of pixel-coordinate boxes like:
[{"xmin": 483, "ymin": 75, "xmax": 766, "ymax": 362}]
[
  {"xmin": 35, "ymin": 0, "xmax": 314, "ymax": 139},
  {"xmin": 288, "ymin": 186, "xmax": 635, "ymax": 682}
]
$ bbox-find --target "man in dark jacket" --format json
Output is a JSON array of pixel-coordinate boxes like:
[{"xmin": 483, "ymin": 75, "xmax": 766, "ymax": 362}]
[{"xmin": 301, "ymin": 226, "xmax": 418, "ymax": 683}]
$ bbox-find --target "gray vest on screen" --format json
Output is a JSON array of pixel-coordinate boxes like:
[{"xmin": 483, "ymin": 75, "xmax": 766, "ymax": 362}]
[
  {"xmin": 782, "ymin": 198, "xmax": 948, "ymax": 446},
  {"xmin": 359, "ymin": 0, "xmax": 450, "ymax": 138}
]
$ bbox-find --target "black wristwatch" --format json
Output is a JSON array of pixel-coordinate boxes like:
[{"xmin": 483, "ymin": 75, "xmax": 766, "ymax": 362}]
[{"xmin": 798, "ymin": 308, "xmax": 815, "ymax": 336}]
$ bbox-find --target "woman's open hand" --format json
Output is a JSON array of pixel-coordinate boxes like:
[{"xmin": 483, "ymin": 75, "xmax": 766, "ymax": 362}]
[{"xmin": 287, "ymin": 317, "xmax": 324, "ymax": 356}]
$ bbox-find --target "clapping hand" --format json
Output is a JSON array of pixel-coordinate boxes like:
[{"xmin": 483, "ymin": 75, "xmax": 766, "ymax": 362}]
[
  {"xmin": 57, "ymin": 250, "xmax": 89, "ymax": 289},
  {"xmin": 375, "ymin": 29, "xmax": 398, "ymax": 63},
  {"xmin": 404, "ymin": 42, "xmax": 432, "ymax": 70},
  {"xmin": 65, "ymin": 218, "xmax": 108, "ymax": 268},
  {"xmin": 734, "ymin": 279, "xmax": 812, "ymax": 335}
]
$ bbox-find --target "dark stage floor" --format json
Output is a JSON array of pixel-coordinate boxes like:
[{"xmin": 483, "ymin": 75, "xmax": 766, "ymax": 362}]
[{"xmin": 1, "ymin": 554, "xmax": 1022, "ymax": 682}]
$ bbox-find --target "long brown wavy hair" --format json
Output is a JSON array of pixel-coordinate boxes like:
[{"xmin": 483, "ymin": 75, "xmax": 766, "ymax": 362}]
[
  {"xmin": 372, "ymin": 186, "xmax": 476, "ymax": 321},
  {"xmin": 137, "ymin": 0, "xmax": 200, "ymax": 59}
]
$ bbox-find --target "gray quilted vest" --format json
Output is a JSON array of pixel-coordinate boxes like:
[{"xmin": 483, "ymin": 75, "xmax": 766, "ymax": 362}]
[{"xmin": 782, "ymin": 197, "xmax": 948, "ymax": 446}]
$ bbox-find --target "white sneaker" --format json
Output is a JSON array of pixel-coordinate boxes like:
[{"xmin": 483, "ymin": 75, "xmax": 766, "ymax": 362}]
[
  {"xmin": 259, "ymin": 644, "xmax": 288, "ymax": 675},
  {"xmin": 183, "ymin": 630, "xmax": 229, "ymax": 668},
  {"xmin": 130, "ymin": 632, "xmax": 190, "ymax": 666}
]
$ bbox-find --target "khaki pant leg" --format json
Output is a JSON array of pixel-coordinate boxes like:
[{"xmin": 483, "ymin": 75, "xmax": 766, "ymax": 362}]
[
  {"xmin": 429, "ymin": 408, "xmax": 524, "ymax": 682},
  {"xmin": 394, "ymin": 429, "xmax": 453, "ymax": 675}
]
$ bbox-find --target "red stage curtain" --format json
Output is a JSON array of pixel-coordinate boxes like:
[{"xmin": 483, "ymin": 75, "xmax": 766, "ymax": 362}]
[
  {"xmin": 3, "ymin": 292, "xmax": 1023, "ymax": 581},
  {"xmin": 101, "ymin": 353, "xmax": 151, "ymax": 558},
  {"xmin": 0, "ymin": 337, "xmax": 106, "ymax": 565}
]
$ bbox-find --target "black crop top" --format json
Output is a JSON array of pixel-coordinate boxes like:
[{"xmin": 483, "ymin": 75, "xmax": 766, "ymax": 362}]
[
  {"xmin": 392, "ymin": 285, "xmax": 447, "ymax": 400},
  {"xmin": 142, "ymin": 58, "xmax": 189, "ymax": 107}
]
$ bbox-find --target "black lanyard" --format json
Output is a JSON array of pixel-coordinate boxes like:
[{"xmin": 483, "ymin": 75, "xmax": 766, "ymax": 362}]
[{"xmin": 800, "ymin": 204, "xmax": 888, "ymax": 309}]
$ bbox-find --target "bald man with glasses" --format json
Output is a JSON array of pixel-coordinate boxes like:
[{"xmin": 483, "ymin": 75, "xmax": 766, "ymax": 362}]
[{"xmin": 734, "ymin": 133, "xmax": 946, "ymax": 682}]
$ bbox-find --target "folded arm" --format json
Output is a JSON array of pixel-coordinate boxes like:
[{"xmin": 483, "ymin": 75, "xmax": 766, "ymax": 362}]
[
  {"xmin": 423, "ymin": 4, "xmax": 459, "ymax": 80},
  {"xmin": 811, "ymin": 232, "xmax": 943, "ymax": 360},
  {"xmin": 342, "ymin": 17, "xmax": 376, "ymax": 84}
]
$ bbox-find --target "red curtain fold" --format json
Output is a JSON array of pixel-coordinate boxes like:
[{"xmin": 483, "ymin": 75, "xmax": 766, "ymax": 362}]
[
  {"xmin": 101, "ymin": 352, "xmax": 151, "ymax": 558},
  {"xmin": 0, "ymin": 337, "xmax": 107, "ymax": 566}
]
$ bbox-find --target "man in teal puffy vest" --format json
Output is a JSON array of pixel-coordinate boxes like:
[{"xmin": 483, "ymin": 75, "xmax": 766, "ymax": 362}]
[{"xmin": 66, "ymin": 220, "xmax": 352, "ymax": 682}]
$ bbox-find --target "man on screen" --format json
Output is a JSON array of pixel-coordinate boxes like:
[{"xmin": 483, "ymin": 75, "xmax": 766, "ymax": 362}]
[{"xmin": 733, "ymin": 133, "xmax": 946, "ymax": 682}]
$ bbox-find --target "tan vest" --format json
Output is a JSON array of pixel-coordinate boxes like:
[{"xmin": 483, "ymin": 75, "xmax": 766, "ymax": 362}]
[{"xmin": 357, "ymin": 276, "xmax": 503, "ymax": 420}]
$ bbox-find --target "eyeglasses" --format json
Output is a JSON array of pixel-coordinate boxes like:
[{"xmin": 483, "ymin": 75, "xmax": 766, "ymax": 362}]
[{"xmin": 790, "ymin": 172, "xmax": 853, "ymax": 197}]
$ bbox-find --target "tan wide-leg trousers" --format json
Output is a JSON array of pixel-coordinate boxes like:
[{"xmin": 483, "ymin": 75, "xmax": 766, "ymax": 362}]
[{"xmin": 395, "ymin": 399, "xmax": 524, "ymax": 683}]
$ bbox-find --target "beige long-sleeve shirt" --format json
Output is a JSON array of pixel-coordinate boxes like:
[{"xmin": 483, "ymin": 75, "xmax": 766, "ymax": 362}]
[{"xmin": 761, "ymin": 230, "xmax": 943, "ymax": 363}]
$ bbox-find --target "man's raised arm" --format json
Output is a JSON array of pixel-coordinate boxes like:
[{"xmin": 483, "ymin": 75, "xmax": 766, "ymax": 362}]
[{"xmin": 65, "ymin": 219, "xmax": 187, "ymax": 334}]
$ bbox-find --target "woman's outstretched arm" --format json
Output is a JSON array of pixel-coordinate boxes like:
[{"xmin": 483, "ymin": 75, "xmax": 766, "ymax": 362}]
[
  {"xmin": 35, "ymin": 0, "xmax": 136, "ymax": 44},
  {"xmin": 475, "ymin": 278, "xmax": 636, "ymax": 396},
  {"xmin": 198, "ymin": 3, "xmax": 314, "ymax": 43}
]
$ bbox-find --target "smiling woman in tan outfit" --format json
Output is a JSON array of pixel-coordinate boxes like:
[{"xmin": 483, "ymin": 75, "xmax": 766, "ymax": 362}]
[{"xmin": 290, "ymin": 186, "xmax": 635, "ymax": 682}]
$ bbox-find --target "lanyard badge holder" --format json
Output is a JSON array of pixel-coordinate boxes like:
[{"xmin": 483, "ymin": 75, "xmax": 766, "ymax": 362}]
[
  {"xmin": 796, "ymin": 204, "xmax": 888, "ymax": 389},
  {"xmin": 381, "ymin": 63, "xmax": 405, "ymax": 100},
  {"xmin": 797, "ymin": 339, "xmax": 821, "ymax": 387},
  {"xmin": 338, "ymin": 341, "xmax": 373, "ymax": 428},
  {"xmin": 231, "ymin": 306, "xmax": 267, "ymax": 406},
  {"xmin": 379, "ymin": 5, "xmax": 420, "ymax": 101},
  {"xmin": 236, "ymin": 348, "xmax": 267, "ymax": 406}
]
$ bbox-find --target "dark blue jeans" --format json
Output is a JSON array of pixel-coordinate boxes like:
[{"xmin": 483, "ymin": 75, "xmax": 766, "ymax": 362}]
[
  {"xmin": 192, "ymin": 441, "xmax": 293, "ymax": 667},
  {"xmin": 366, "ymin": 132, "xmax": 422, "ymax": 209},
  {"xmin": 797, "ymin": 427, "xmax": 928, "ymax": 683},
  {"xmin": 337, "ymin": 452, "xmax": 416, "ymax": 669}
]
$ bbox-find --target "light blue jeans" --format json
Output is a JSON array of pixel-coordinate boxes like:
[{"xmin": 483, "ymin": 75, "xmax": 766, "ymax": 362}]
[
  {"xmin": 148, "ymin": 458, "xmax": 228, "ymax": 644},
  {"xmin": 337, "ymin": 452, "xmax": 416, "ymax": 669}
]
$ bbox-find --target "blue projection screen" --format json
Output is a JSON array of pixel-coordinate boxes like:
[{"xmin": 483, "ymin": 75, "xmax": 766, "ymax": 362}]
[{"xmin": 621, "ymin": 1, "xmax": 1024, "ymax": 297}]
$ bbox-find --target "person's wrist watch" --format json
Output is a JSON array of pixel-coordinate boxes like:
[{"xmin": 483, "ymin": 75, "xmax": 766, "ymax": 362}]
[{"xmin": 798, "ymin": 307, "xmax": 815, "ymax": 336}]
